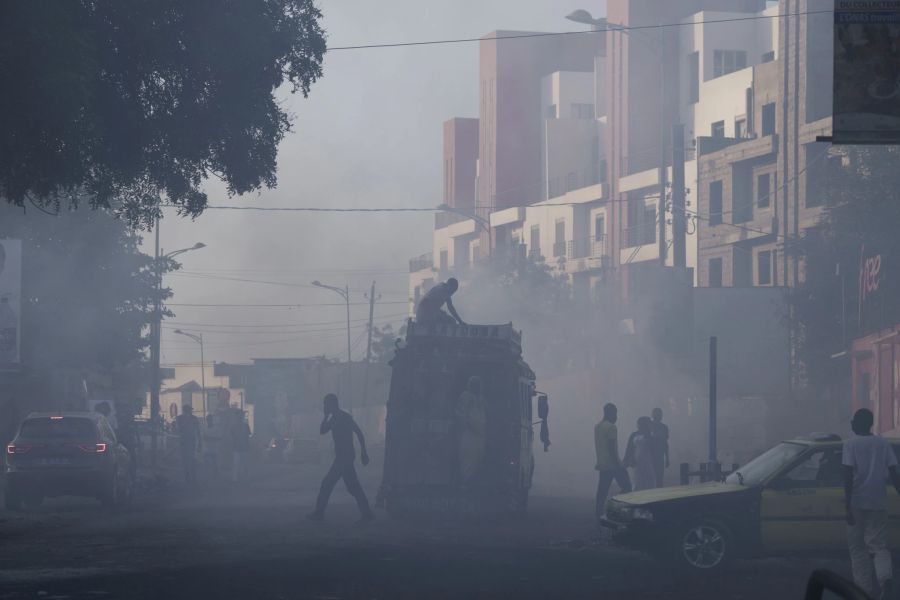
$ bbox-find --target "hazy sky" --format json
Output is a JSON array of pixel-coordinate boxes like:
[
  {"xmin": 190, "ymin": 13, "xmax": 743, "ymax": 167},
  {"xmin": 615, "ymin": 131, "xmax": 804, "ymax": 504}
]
[{"xmin": 155, "ymin": 0, "xmax": 607, "ymax": 366}]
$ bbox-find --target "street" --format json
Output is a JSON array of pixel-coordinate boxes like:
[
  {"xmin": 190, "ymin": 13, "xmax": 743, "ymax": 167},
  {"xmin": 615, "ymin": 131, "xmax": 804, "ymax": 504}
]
[{"xmin": 0, "ymin": 463, "xmax": 849, "ymax": 600}]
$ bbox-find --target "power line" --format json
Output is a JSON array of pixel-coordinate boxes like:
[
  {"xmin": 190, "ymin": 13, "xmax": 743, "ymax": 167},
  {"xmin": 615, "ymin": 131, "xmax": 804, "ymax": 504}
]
[
  {"xmin": 165, "ymin": 312, "xmax": 410, "ymax": 330},
  {"xmin": 325, "ymin": 9, "xmax": 828, "ymax": 52},
  {"xmin": 166, "ymin": 301, "xmax": 409, "ymax": 308}
]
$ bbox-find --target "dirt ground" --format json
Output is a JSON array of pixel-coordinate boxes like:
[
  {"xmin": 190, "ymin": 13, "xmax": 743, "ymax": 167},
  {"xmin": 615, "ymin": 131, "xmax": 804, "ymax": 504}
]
[{"xmin": 0, "ymin": 462, "xmax": 851, "ymax": 599}]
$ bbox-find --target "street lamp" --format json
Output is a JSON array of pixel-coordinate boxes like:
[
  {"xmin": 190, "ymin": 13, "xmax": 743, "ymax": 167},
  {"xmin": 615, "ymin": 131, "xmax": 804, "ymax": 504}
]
[
  {"xmin": 568, "ymin": 9, "xmax": 668, "ymax": 265},
  {"xmin": 311, "ymin": 280, "xmax": 353, "ymax": 414},
  {"xmin": 149, "ymin": 231, "xmax": 205, "ymax": 467},
  {"xmin": 436, "ymin": 203, "xmax": 492, "ymax": 259},
  {"xmin": 173, "ymin": 329, "xmax": 206, "ymax": 416}
]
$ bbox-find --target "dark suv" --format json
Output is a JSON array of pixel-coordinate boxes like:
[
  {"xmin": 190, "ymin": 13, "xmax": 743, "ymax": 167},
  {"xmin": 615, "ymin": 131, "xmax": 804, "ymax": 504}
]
[{"xmin": 4, "ymin": 412, "xmax": 133, "ymax": 510}]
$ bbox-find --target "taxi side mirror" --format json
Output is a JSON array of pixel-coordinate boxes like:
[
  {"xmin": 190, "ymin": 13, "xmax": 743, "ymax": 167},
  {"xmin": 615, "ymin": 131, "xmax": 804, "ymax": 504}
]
[{"xmin": 537, "ymin": 394, "xmax": 549, "ymax": 420}]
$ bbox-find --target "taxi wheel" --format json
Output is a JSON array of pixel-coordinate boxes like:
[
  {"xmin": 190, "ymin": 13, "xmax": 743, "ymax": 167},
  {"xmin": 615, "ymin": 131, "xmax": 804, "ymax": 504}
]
[{"xmin": 671, "ymin": 519, "xmax": 731, "ymax": 574}]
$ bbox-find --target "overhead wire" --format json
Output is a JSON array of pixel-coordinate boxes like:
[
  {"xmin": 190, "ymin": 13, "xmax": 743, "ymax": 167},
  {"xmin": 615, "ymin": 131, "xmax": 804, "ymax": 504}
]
[{"xmin": 325, "ymin": 9, "xmax": 829, "ymax": 52}]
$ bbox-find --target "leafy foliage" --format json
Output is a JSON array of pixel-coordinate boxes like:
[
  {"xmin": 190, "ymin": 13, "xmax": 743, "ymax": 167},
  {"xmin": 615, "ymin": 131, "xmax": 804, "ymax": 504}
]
[
  {"xmin": 790, "ymin": 146, "xmax": 900, "ymax": 385},
  {"xmin": 0, "ymin": 0, "xmax": 326, "ymax": 229},
  {"xmin": 0, "ymin": 204, "xmax": 173, "ymax": 373}
]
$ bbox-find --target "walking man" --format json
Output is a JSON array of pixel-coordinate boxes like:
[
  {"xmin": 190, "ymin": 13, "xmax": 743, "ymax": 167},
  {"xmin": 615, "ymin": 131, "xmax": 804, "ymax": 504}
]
[
  {"xmin": 595, "ymin": 403, "xmax": 631, "ymax": 525},
  {"xmin": 307, "ymin": 394, "xmax": 374, "ymax": 523},
  {"xmin": 844, "ymin": 408, "xmax": 900, "ymax": 598},
  {"xmin": 230, "ymin": 411, "xmax": 251, "ymax": 484},
  {"xmin": 175, "ymin": 405, "xmax": 201, "ymax": 486},
  {"xmin": 649, "ymin": 407, "xmax": 670, "ymax": 488}
]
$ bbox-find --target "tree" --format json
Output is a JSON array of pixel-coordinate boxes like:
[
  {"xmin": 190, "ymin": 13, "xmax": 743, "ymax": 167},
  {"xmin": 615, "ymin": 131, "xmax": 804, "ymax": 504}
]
[
  {"xmin": 790, "ymin": 146, "xmax": 900, "ymax": 386},
  {"xmin": 369, "ymin": 323, "xmax": 408, "ymax": 365},
  {"xmin": 0, "ymin": 204, "xmax": 174, "ymax": 384},
  {"xmin": 0, "ymin": 1, "xmax": 326, "ymax": 229}
]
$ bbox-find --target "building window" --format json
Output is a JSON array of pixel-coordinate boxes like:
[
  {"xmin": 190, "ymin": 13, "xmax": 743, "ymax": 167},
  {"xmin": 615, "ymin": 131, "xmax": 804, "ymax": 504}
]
[
  {"xmin": 709, "ymin": 258, "xmax": 723, "ymax": 288},
  {"xmin": 594, "ymin": 214, "xmax": 605, "ymax": 241},
  {"xmin": 709, "ymin": 180, "xmax": 723, "ymax": 226},
  {"xmin": 713, "ymin": 50, "xmax": 747, "ymax": 78},
  {"xmin": 554, "ymin": 219, "xmax": 566, "ymax": 257},
  {"xmin": 762, "ymin": 103, "xmax": 776, "ymax": 136},
  {"xmin": 689, "ymin": 52, "xmax": 700, "ymax": 104},
  {"xmin": 530, "ymin": 225, "xmax": 541, "ymax": 259},
  {"xmin": 711, "ymin": 121, "xmax": 725, "ymax": 138},
  {"xmin": 733, "ymin": 250, "xmax": 752, "ymax": 287},
  {"xmin": 762, "ymin": 50, "xmax": 775, "ymax": 63},
  {"xmin": 546, "ymin": 104, "xmax": 557, "ymax": 119},
  {"xmin": 758, "ymin": 250, "xmax": 773, "ymax": 285},
  {"xmin": 572, "ymin": 103, "xmax": 594, "ymax": 119},
  {"xmin": 439, "ymin": 249, "xmax": 448, "ymax": 272},
  {"xmin": 757, "ymin": 173, "xmax": 771, "ymax": 208},
  {"xmin": 735, "ymin": 118, "xmax": 747, "ymax": 139},
  {"xmin": 471, "ymin": 242, "xmax": 481, "ymax": 264}
]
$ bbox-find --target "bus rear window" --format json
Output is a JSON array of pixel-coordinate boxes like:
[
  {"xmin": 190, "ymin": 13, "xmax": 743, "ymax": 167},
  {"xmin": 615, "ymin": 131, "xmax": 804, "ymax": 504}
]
[{"xmin": 19, "ymin": 418, "xmax": 97, "ymax": 439}]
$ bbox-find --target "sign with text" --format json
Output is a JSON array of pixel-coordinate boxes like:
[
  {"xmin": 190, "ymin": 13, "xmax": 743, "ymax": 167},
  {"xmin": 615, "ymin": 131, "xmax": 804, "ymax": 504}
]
[
  {"xmin": 834, "ymin": 1, "xmax": 900, "ymax": 143},
  {"xmin": 0, "ymin": 239, "xmax": 22, "ymax": 365},
  {"xmin": 859, "ymin": 244, "xmax": 886, "ymax": 333}
]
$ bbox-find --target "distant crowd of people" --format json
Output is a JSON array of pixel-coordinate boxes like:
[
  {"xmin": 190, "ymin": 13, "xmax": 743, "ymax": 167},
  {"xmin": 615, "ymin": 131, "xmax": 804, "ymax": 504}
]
[
  {"xmin": 175, "ymin": 405, "xmax": 251, "ymax": 487},
  {"xmin": 594, "ymin": 403, "xmax": 670, "ymax": 524}
]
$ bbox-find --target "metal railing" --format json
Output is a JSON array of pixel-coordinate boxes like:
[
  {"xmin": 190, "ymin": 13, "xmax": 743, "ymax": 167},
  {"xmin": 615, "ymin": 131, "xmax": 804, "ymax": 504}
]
[
  {"xmin": 552, "ymin": 241, "xmax": 567, "ymax": 258},
  {"xmin": 409, "ymin": 252, "xmax": 433, "ymax": 273},
  {"xmin": 567, "ymin": 235, "xmax": 607, "ymax": 259},
  {"xmin": 547, "ymin": 165, "xmax": 604, "ymax": 199}
]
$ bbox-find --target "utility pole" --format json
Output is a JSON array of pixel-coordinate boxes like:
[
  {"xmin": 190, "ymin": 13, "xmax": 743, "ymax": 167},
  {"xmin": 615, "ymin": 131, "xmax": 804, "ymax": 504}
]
[
  {"xmin": 709, "ymin": 336, "xmax": 718, "ymax": 464},
  {"xmin": 657, "ymin": 24, "xmax": 668, "ymax": 267},
  {"xmin": 150, "ymin": 219, "xmax": 161, "ymax": 468},
  {"xmin": 363, "ymin": 281, "xmax": 379, "ymax": 407},
  {"xmin": 672, "ymin": 124, "xmax": 686, "ymax": 268}
]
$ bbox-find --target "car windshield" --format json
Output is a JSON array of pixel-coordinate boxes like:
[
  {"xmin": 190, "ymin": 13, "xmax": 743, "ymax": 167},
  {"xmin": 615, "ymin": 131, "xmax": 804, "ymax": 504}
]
[
  {"xmin": 725, "ymin": 442, "xmax": 807, "ymax": 486},
  {"xmin": 19, "ymin": 417, "xmax": 97, "ymax": 439}
]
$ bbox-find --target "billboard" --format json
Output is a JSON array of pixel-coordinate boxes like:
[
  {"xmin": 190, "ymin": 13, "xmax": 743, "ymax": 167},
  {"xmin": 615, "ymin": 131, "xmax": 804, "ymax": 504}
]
[
  {"xmin": 833, "ymin": 1, "xmax": 900, "ymax": 143},
  {"xmin": 0, "ymin": 239, "xmax": 22, "ymax": 365}
]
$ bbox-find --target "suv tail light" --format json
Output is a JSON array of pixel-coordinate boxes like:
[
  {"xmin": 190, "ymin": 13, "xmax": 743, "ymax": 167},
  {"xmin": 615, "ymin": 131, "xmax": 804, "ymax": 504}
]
[
  {"xmin": 65, "ymin": 442, "xmax": 108, "ymax": 453},
  {"xmin": 6, "ymin": 443, "xmax": 43, "ymax": 455}
]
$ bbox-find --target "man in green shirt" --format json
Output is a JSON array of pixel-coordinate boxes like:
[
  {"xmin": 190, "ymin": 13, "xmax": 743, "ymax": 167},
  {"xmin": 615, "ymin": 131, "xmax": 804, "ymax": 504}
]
[{"xmin": 595, "ymin": 403, "xmax": 631, "ymax": 525}]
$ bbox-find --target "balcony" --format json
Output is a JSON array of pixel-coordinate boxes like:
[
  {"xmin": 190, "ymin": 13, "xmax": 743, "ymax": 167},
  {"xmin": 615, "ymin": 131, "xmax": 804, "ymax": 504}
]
[
  {"xmin": 409, "ymin": 252, "xmax": 433, "ymax": 273},
  {"xmin": 567, "ymin": 235, "xmax": 607, "ymax": 260},
  {"xmin": 624, "ymin": 222, "xmax": 657, "ymax": 248},
  {"xmin": 552, "ymin": 241, "xmax": 567, "ymax": 258}
]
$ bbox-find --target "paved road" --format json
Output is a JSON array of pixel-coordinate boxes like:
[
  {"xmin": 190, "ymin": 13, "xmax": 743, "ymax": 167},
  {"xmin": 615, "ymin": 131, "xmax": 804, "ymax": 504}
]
[{"xmin": 0, "ymin": 463, "xmax": 850, "ymax": 599}]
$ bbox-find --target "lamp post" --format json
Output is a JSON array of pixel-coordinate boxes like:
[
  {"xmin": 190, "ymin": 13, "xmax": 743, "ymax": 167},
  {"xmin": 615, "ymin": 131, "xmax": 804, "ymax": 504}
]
[
  {"xmin": 150, "ymin": 233, "xmax": 205, "ymax": 467},
  {"xmin": 311, "ymin": 280, "xmax": 352, "ymax": 413},
  {"xmin": 436, "ymin": 203, "xmax": 492, "ymax": 259},
  {"xmin": 567, "ymin": 10, "xmax": 668, "ymax": 266},
  {"xmin": 173, "ymin": 329, "xmax": 206, "ymax": 416}
]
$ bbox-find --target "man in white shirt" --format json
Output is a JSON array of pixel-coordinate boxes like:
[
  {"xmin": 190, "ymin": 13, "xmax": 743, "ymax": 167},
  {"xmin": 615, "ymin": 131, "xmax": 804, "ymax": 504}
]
[{"xmin": 843, "ymin": 408, "xmax": 900, "ymax": 599}]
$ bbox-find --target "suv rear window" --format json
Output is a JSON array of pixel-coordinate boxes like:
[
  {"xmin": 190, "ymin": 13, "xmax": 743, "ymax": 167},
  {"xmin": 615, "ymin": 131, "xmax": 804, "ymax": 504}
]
[{"xmin": 19, "ymin": 417, "xmax": 97, "ymax": 439}]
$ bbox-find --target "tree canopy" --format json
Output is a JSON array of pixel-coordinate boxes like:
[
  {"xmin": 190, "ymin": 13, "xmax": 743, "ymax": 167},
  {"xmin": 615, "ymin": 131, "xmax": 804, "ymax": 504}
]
[
  {"xmin": 0, "ymin": 0, "xmax": 326, "ymax": 229},
  {"xmin": 790, "ymin": 146, "xmax": 900, "ymax": 386}
]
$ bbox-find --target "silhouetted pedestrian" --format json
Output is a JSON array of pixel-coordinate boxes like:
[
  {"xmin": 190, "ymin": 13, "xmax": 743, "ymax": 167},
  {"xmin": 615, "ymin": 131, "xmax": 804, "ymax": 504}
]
[
  {"xmin": 595, "ymin": 403, "xmax": 631, "ymax": 525},
  {"xmin": 307, "ymin": 394, "xmax": 374, "ymax": 523},
  {"xmin": 203, "ymin": 413, "xmax": 222, "ymax": 482},
  {"xmin": 649, "ymin": 407, "xmax": 670, "ymax": 488},
  {"xmin": 230, "ymin": 411, "xmax": 251, "ymax": 483},
  {"xmin": 175, "ymin": 405, "xmax": 201, "ymax": 486},
  {"xmin": 623, "ymin": 417, "xmax": 655, "ymax": 491},
  {"xmin": 844, "ymin": 408, "xmax": 900, "ymax": 598}
]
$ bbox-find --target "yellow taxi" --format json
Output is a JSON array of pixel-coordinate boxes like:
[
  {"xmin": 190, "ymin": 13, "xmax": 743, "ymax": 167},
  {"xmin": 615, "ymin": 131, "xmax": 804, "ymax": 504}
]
[{"xmin": 600, "ymin": 434, "xmax": 900, "ymax": 574}]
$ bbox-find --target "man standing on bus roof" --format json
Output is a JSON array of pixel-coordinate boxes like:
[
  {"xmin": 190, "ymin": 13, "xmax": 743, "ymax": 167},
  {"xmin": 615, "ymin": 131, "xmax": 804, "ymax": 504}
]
[{"xmin": 415, "ymin": 278, "xmax": 466, "ymax": 326}]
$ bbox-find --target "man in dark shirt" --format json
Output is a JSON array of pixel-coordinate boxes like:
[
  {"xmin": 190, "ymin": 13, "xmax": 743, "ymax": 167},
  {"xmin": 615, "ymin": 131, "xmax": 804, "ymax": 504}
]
[
  {"xmin": 649, "ymin": 407, "xmax": 670, "ymax": 488},
  {"xmin": 415, "ymin": 278, "xmax": 466, "ymax": 326},
  {"xmin": 307, "ymin": 394, "xmax": 374, "ymax": 523},
  {"xmin": 176, "ymin": 405, "xmax": 201, "ymax": 486}
]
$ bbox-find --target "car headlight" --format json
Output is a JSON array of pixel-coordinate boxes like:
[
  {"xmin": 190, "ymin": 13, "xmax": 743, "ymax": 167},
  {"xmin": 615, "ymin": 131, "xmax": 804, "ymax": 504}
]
[{"xmin": 632, "ymin": 508, "xmax": 654, "ymax": 521}]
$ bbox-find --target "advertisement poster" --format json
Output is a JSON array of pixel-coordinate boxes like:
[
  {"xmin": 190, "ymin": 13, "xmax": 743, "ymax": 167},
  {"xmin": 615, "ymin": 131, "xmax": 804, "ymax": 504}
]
[
  {"xmin": 833, "ymin": 0, "xmax": 900, "ymax": 143},
  {"xmin": 0, "ymin": 239, "xmax": 22, "ymax": 365}
]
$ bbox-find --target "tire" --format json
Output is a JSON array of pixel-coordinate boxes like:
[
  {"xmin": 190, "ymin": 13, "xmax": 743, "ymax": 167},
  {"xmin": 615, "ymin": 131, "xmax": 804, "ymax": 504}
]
[
  {"xmin": 3, "ymin": 485, "xmax": 22, "ymax": 511},
  {"xmin": 666, "ymin": 519, "xmax": 732, "ymax": 575},
  {"xmin": 23, "ymin": 491, "xmax": 43, "ymax": 509},
  {"xmin": 100, "ymin": 472, "xmax": 118, "ymax": 509}
]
